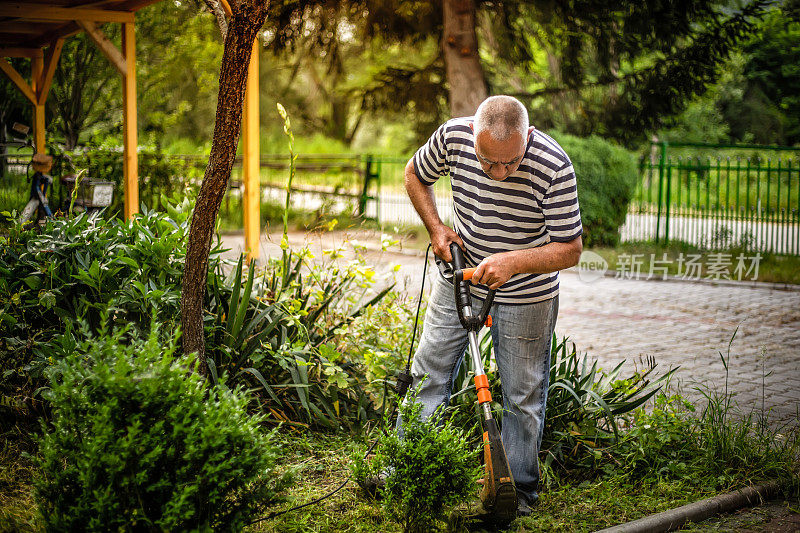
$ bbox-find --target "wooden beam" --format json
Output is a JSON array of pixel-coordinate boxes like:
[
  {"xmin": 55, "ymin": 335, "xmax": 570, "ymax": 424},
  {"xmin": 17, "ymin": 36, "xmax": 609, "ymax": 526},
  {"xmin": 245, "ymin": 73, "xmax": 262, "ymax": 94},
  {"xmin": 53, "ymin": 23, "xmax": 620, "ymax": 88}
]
[
  {"xmin": 37, "ymin": 38, "xmax": 64, "ymax": 105},
  {"xmin": 77, "ymin": 20, "xmax": 125, "ymax": 74},
  {"xmin": 122, "ymin": 21, "xmax": 138, "ymax": 219},
  {"xmin": 242, "ymin": 39, "xmax": 260, "ymax": 260},
  {"xmin": 32, "ymin": 55, "xmax": 45, "ymax": 153},
  {"xmin": 26, "ymin": 22, "xmax": 81, "ymax": 49},
  {"xmin": 0, "ymin": 47, "xmax": 43, "ymax": 58},
  {"xmin": 0, "ymin": 4, "xmax": 135, "ymax": 23},
  {"xmin": 0, "ymin": 22, "xmax": 47, "ymax": 34},
  {"xmin": 0, "ymin": 57, "xmax": 36, "ymax": 104},
  {"xmin": 112, "ymin": 0, "xmax": 164, "ymax": 12}
]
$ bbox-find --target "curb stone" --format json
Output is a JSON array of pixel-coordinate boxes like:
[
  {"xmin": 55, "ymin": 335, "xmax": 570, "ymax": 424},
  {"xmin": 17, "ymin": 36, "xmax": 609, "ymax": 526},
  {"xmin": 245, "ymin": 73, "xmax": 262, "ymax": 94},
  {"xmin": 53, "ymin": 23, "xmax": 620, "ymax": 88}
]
[{"xmin": 592, "ymin": 481, "xmax": 783, "ymax": 533}]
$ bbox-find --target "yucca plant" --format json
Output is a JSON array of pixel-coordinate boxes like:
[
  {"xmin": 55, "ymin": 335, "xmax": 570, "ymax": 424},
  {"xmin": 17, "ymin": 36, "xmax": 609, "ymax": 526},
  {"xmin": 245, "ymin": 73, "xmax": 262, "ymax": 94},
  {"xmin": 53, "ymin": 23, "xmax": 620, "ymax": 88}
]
[
  {"xmin": 199, "ymin": 105, "xmax": 395, "ymax": 429},
  {"xmin": 542, "ymin": 337, "xmax": 674, "ymax": 476},
  {"xmin": 205, "ymin": 254, "xmax": 284, "ymax": 385},
  {"xmin": 443, "ymin": 331, "xmax": 674, "ymax": 477},
  {"xmin": 205, "ymin": 246, "xmax": 395, "ymax": 429}
]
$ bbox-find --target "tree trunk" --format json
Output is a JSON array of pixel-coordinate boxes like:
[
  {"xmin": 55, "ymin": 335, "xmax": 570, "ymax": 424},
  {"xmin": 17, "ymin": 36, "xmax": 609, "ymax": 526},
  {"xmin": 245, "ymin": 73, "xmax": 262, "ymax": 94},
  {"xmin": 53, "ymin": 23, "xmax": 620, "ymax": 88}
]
[
  {"xmin": 442, "ymin": 0, "xmax": 488, "ymax": 118},
  {"xmin": 181, "ymin": 0, "xmax": 268, "ymax": 373}
]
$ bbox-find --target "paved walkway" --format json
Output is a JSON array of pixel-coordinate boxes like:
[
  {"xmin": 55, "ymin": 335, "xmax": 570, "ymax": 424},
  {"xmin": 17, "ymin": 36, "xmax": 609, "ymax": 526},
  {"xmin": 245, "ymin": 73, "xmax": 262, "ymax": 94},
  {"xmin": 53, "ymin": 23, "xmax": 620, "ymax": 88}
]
[
  {"xmin": 557, "ymin": 272, "xmax": 800, "ymax": 425},
  {"xmin": 222, "ymin": 230, "xmax": 800, "ymax": 425}
]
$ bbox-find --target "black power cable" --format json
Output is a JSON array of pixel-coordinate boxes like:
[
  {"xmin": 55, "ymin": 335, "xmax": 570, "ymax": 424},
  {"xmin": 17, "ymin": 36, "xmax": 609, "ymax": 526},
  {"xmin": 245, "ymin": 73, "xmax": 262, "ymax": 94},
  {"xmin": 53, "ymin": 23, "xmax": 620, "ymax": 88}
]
[{"xmin": 247, "ymin": 243, "xmax": 432, "ymax": 526}]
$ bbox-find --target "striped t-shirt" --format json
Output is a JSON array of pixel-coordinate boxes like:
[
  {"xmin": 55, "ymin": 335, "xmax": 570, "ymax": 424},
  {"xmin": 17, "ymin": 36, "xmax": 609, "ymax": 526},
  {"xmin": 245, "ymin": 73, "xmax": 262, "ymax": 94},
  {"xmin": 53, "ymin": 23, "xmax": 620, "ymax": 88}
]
[{"xmin": 413, "ymin": 117, "xmax": 582, "ymax": 304}]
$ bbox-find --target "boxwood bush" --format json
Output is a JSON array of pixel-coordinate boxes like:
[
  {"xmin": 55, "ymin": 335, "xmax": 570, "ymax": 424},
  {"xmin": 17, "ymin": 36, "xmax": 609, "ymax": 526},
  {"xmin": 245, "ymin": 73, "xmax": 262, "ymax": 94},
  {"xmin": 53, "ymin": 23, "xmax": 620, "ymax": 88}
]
[
  {"xmin": 33, "ymin": 326, "xmax": 289, "ymax": 532},
  {"xmin": 548, "ymin": 132, "xmax": 639, "ymax": 247},
  {"xmin": 352, "ymin": 386, "xmax": 479, "ymax": 532}
]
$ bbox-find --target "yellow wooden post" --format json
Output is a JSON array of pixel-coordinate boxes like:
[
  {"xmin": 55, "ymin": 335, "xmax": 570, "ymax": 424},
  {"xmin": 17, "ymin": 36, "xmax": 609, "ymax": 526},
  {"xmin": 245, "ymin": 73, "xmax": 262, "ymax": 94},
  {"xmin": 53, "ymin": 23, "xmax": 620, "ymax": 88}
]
[
  {"xmin": 31, "ymin": 54, "xmax": 45, "ymax": 154},
  {"xmin": 122, "ymin": 21, "xmax": 138, "ymax": 219},
  {"xmin": 242, "ymin": 39, "xmax": 260, "ymax": 260}
]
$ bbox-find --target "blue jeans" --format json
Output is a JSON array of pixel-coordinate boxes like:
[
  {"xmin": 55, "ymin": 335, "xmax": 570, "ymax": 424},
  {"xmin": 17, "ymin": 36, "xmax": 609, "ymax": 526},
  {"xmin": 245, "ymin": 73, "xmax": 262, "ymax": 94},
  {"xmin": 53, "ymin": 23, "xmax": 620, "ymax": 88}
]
[{"xmin": 403, "ymin": 272, "xmax": 558, "ymax": 504}]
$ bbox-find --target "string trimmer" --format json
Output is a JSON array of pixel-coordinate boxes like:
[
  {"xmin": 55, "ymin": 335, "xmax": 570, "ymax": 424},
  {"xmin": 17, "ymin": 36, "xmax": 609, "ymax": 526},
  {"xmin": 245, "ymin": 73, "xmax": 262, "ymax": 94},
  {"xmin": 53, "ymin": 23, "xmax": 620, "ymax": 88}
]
[{"xmin": 448, "ymin": 242, "xmax": 518, "ymax": 523}]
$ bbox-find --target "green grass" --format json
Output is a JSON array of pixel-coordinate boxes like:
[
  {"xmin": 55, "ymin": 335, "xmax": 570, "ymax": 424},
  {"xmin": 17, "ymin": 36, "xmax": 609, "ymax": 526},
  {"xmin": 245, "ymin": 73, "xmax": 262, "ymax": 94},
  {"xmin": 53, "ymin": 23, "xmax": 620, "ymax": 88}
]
[
  {"xmin": 2, "ymin": 394, "xmax": 797, "ymax": 533},
  {"xmin": 588, "ymin": 241, "xmax": 800, "ymax": 285},
  {"xmin": 517, "ymin": 478, "xmax": 710, "ymax": 532},
  {"xmin": 0, "ymin": 423, "xmax": 39, "ymax": 533},
  {"xmin": 248, "ymin": 433, "xmax": 723, "ymax": 533}
]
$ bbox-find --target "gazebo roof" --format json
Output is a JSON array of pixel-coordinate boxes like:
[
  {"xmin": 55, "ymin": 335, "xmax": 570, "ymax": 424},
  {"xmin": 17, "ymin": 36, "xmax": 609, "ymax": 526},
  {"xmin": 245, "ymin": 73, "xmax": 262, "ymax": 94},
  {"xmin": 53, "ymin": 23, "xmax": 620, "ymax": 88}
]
[{"xmin": 0, "ymin": 1, "xmax": 160, "ymax": 53}]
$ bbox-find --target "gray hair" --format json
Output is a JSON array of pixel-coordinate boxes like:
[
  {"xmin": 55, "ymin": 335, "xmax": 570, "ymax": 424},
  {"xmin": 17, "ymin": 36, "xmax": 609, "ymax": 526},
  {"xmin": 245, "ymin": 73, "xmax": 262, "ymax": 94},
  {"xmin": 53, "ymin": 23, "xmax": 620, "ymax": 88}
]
[{"xmin": 473, "ymin": 95, "xmax": 529, "ymax": 141}]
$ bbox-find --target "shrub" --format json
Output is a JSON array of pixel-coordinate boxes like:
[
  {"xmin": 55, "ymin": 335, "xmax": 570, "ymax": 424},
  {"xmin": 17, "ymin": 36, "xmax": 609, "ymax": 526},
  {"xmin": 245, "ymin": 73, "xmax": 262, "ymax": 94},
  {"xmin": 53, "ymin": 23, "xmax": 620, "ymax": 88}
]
[
  {"xmin": 548, "ymin": 132, "xmax": 639, "ymax": 247},
  {"xmin": 33, "ymin": 326, "xmax": 289, "ymax": 532},
  {"xmin": 0, "ymin": 199, "xmax": 212, "ymax": 407},
  {"xmin": 541, "ymin": 338, "xmax": 673, "ymax": 478},
  {"xmin": 352, "ymin": 386, "xmax": 480, "ymax": 533}
]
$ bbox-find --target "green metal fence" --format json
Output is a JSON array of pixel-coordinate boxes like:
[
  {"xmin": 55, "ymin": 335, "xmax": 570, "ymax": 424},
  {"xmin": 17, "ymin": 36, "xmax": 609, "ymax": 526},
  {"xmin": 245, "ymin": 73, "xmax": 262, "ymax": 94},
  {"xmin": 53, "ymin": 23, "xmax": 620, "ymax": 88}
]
[
  {"xmin": 0, "ymin": 152, "xmax": 432, "ymax": 229},
  {"xmin": 625, "ymin": 142, "xmax": 800, "ymax": 255}
]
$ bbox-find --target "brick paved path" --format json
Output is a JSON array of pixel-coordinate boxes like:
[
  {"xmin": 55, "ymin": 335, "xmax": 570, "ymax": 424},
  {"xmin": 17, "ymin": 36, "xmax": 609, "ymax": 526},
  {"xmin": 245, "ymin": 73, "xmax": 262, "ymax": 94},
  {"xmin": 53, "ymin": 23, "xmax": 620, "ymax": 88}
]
[
  {"xmin": 222, "ymin": 231, "xmax": 800, "ymax": 425},
  {"xmin": 557, "ymin": 272, "xmax": 800, "ymax": 425}
]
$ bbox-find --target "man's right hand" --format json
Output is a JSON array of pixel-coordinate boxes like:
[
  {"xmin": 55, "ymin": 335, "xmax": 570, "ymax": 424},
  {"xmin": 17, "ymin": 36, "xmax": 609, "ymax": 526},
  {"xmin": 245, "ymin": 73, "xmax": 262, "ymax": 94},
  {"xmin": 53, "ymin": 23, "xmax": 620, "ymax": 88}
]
[{"xmin": 430, "ymin": 224, "xmax": 464, "ymax": 263}]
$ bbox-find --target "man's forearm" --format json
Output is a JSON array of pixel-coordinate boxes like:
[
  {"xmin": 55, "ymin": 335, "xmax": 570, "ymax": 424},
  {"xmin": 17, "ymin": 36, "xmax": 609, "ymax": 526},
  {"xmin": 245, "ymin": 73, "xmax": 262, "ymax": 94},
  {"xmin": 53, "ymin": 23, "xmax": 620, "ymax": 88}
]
[
  {"xmin": 503, "ymin": 239, "xmax": 582, "ymax": 275},
  {"xmin": 404, "ymin": 160, "xmax": 443, "ymax": 233}
]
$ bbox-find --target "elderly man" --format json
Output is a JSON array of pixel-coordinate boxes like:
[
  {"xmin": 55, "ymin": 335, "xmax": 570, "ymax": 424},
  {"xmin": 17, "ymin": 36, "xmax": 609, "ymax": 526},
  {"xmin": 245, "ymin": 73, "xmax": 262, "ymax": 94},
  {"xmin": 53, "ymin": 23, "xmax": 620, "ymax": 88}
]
[{"xmin": 404, "ymin": 95, "xmax": 582, "ymax": 517}]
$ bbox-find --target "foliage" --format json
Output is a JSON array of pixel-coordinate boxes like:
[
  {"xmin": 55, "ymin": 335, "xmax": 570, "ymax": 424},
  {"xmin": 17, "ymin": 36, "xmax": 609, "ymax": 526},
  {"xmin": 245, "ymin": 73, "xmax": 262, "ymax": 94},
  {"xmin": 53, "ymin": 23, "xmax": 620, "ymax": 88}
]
[
  {"xmin": 202, "ymin": 109, "xmax": 398, "ymax": 429},
  {"xmin": 336, "ymin": 289, "xmax": 414, "ymax": 395},
  {"xmin": 206, "ymin": 242, "xmax": 395, "ymax": 430},
  {"xmin": 352, "ymin": 386, "xmax": 480, "ymax": 533},
  {"xmin": 540, "ymin": 340, "xmax": 673, "ymax": 479},
  {"xmin": 548, "ymin": 132, "xmax": 639, "ymax": 247},
  {"xmin": 33, "ymin": 325, "xmax": 289, "ymax": 532},
  {"xmin": 0, "ymin": 198, "xmax": 207, "ymax": 408},
  {"xmin": 443, "ymin": 331, "xmax": 672, "ymax": 481},
  {"xmin": 740, "ymin": 8, "xmax": 800, "ymax": 144},
  {"xmin": 616, "ymin": 390, "xmax": 799, "ymax": 491}
]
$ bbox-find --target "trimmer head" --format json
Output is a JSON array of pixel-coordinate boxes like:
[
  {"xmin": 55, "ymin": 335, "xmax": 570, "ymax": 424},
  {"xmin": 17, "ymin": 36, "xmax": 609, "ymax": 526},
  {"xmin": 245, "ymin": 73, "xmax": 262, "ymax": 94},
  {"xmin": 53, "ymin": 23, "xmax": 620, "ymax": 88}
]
[{"xmin": 480, "ymin": 417, "xmax": 518, "ymax": 523}]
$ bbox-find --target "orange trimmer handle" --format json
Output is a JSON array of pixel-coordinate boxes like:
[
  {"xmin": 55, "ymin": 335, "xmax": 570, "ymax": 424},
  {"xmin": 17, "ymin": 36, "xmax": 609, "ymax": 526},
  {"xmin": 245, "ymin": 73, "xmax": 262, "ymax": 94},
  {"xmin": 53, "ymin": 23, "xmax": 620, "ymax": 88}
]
[{"xmin": 461, "ymin": 267, "xmax": 476, "ymax": 281}]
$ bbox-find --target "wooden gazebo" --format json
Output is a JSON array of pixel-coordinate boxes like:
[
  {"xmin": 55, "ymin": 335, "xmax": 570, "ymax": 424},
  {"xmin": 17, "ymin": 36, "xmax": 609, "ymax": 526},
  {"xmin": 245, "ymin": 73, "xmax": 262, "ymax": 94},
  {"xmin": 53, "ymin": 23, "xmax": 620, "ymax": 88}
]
[{"xmin": 0, "ymin": 1, "xmax": 262, "ymax": 258}]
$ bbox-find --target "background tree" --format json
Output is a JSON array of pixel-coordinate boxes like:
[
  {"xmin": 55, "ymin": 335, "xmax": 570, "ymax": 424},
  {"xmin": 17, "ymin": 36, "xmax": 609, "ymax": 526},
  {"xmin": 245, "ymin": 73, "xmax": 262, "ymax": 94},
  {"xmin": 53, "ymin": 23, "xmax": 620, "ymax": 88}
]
[
  {"xmin": 135, "ymin": 0, "xmax": 224, "ymax": 149},
  {"xmin": 737, "ymin": 7, "xmax": 800, "ymax": 144},
  {"xmin": 47, "ymin": 32, "xmax": 118, "ymax": 150},
  {"xmin": 480, "ymin": 0, "xmax": 773, "ymax": 145},
  {"xmin": 264, "ymin": 0, "xmax": 771, "ymax": 147}
]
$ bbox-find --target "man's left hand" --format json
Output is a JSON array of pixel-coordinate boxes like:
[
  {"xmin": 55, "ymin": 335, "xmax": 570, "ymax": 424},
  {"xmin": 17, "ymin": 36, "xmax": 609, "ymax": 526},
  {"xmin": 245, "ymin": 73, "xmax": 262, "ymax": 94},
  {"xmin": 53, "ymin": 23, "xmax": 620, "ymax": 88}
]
[{"xmin": 472, "ymin": 253, "xmax": 516, "ymax": 290}]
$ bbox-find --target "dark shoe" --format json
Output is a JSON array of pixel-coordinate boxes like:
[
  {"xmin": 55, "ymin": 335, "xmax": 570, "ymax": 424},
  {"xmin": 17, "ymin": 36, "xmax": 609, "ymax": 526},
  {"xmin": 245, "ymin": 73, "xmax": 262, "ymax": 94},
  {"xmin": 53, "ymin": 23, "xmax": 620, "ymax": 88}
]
[
  {"xmin": 516, "ymin": 492, "xmax": 538, "ymax": 518},
  {"xmin": 517, "ymin": 498, "xmax": 532, "ymax": 517},
  {"xmin": 357, "ymin": 473, "xmax": 386, "ymax": 499}
]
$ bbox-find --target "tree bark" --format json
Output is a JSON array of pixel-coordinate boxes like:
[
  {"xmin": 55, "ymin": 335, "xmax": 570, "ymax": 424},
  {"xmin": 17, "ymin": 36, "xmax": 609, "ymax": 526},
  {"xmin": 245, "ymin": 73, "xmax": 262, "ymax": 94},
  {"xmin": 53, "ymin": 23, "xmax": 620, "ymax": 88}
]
[
  {"xmin": 181, "ymin": 0, "xmax": 268, "ymax": 373},
  {"xmin": 442, "ymin": 0, "xmax": 488, "ymax": 118}
]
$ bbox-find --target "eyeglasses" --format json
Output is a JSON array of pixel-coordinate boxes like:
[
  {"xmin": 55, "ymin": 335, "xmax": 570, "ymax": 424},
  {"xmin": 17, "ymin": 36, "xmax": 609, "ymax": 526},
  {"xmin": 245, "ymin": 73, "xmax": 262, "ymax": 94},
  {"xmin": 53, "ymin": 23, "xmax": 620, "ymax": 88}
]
[{"xmin": 475, "ymin": 150, "xmax": 523, "ymax": 170}]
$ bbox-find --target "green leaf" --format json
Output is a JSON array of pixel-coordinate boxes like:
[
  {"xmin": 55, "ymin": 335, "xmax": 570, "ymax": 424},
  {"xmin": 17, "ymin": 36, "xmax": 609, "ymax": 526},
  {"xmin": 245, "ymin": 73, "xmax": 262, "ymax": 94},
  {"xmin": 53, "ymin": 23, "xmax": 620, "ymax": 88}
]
[
  {"xmin": 240, "ymin": 367, "xmax": 281, "ymax": 404},
  {"xmin": 226, "ymin": 255, "xmax": 244, "ymax": 338},
  {"xmin": 231, "ymin": 258, "xmax": 256, "ymax": 340}
]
